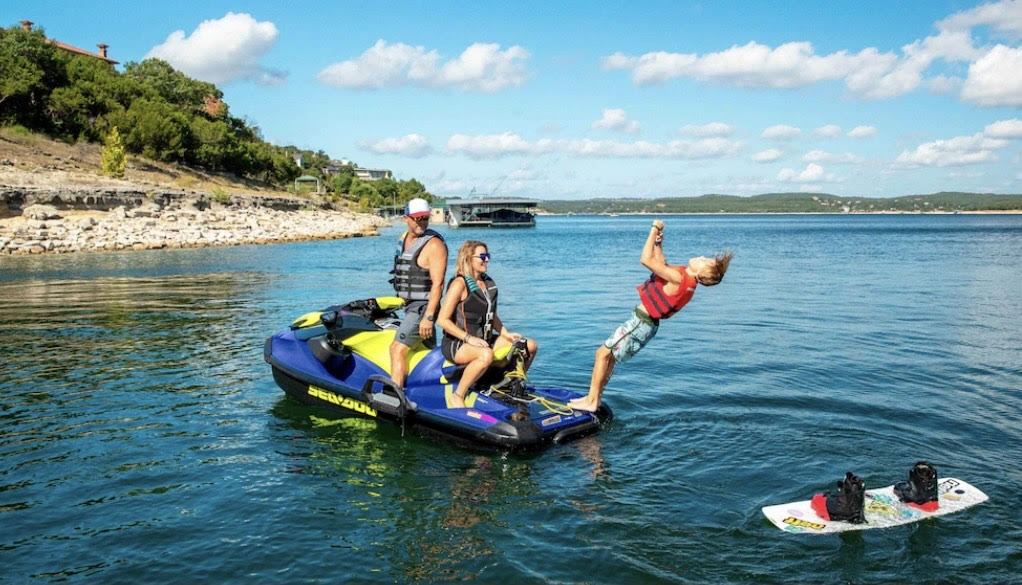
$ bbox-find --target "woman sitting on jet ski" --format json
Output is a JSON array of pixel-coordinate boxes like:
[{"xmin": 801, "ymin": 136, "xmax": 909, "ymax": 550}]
[{"xmin": 436, "ymin": 240, "xmax": 538, "ymax": 408}]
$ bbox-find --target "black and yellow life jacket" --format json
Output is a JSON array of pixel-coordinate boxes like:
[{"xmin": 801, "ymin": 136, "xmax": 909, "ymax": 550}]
[
  {"xmin": 390, "ymin": 229, "xmax": 445, "ymax": 302},
  {"xmin": 447, "ymin": 273, "xmax": 498, "ymax": 341}
]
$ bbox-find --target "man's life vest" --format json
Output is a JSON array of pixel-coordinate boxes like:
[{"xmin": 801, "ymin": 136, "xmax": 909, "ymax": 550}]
[
  {"xmin": 637, "ymin": 267, "xmax": 697, "ymax": 319},
  {"xmin": 447, "ymin": 273, "xmax": 498, "ymax": 341},
  {"xmin": 390, "ymin": 229, "xmax": 445, "ymax": 302}
]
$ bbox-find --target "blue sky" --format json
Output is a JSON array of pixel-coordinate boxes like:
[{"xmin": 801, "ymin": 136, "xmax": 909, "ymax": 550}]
[{"xmin": 5, "ymin": 0, "xmax": 1022, "ymax": 199}]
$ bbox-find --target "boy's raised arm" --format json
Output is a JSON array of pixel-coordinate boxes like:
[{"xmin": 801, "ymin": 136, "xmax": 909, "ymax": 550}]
[{"xmin": 640, "ymin": 220, "xmax": 681, "ymax": 284}]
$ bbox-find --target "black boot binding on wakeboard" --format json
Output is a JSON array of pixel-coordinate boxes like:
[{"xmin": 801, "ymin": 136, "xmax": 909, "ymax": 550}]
[
  {"xmin": 893, "ymin": 461, "xmax": 939, "ymax": 511},
  {"xmin": 811, "ymin": 472, "xmax": 866, "ymax": 524}
]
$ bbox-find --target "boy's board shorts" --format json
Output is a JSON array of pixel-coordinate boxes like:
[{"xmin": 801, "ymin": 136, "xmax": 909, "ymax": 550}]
[
  {"xmin": 395, "ymin": 300, "xmax": 435, "ymax": 347},
  {"xmin": 604, "ymin": 306, "xmax": 660, "ymax": 363}
]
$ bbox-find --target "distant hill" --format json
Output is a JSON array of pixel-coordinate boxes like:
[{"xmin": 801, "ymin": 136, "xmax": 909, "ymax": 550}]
[{"xmin": 538, "ymin": 192, "xmax": 1022, "ymax": 214}]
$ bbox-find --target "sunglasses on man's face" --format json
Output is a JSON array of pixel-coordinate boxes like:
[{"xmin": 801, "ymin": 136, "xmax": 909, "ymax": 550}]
[{"xmin": 476, "ymin": 253, "xmax": 491, "ymax": 261}]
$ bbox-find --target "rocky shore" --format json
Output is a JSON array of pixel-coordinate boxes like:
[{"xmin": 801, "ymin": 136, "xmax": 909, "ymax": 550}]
[{"xmin": 0, "ymin": 184, "xmax": 389, "ymax": 255}]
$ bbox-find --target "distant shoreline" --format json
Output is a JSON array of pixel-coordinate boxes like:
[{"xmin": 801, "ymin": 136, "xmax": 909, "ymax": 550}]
[{"xmin": 536, "ymin": 210, "xmax": 1022, "ymax": 216}]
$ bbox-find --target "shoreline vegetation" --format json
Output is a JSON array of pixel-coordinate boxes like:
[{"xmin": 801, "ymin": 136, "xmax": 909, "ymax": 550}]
[
  {"xmin": 0, "ymin": 133, "xmax": 390, "ymax": 256},
  {"xmin": 0, "ymin": 20, "xmax": 434, "ymax": 257},
  {"xmin": 536, "ymin": 192, "xmax": 1022, "ymax": 215}
]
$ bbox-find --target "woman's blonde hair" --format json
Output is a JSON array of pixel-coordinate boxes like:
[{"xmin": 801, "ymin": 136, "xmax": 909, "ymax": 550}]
[{"xmin": 455, "ymin": 240, "xmax": 488, "ymax": 276}]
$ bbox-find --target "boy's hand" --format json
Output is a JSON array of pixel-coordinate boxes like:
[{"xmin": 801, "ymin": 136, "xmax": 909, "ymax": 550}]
[{"xmin": 652, "ymin": 220, "xmax": 665, "ymax": 231}]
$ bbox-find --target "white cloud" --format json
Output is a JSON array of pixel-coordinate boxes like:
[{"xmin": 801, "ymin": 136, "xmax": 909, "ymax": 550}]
[
  {"xmin": 894, "ymin": 132, "xmax": 1009, "ymax": 167},
  {"xmin": 812, "ymin": 125, "xmax": 842, "ymax": 137},
  {"xmin": 847, "ymin": 125, "xmax": 877, "ymax": 138},
  {"xmin": 318, "ymin": 40, "xmax": 530, "ymax": 92},
  {"xmin": 938, "ymin": 0, "xmax": 1022, "ymax": 39},
  {"xmin": 751, "ymin": 148, "xmax": 784, "ymax": 162},
  {"xmin": 592, "ymin": 108, "xmax": 641, "ymax": 134},
  {"xmin": 446, "ymin": 132, "xmax": 543, "ymax": 158},
  {"xmin": 445, "ymin": 132, "xmax": 742, "ymax": 160},
  {"xmin": 778, "ymin": 163, "xmax": 836, "ymax": 182},
  {"xmin": 762, "ymin": 124, "xmax": 802, "ymax": 140},
  {"xmin": 629, "ymin": 42, "xmax": 851, "ymax": 87},
  {"xmin": 961, "ymin": 45, "xmax": 1022, "ymax": 106},
  {"xmin": 927, "ymin": 74, "xmax": 962, "ymax": 94},
  {"xmin": 802, "ymin": 150, "xmax": 863, "ymax": 164},
  {"xmin": 679, "ymin": 122, "xmax": 735, "ymax": 137},
  {"xmin": 146, "ymin": 12, "xmax": 284, "ymax": 85},
  {"xmin": 600, "ymin": 20, "xmax": 986, "ymax": 101},
  {"xmin": 561, "ymin": 137, "xmax": 742, "ymax": 158},
  {"xmin": 600, "ymin": 52, "xmax": 638, "ymax": 70},
  {"xmin": 359, "ymin": 134, "xmax": 432, "ymax": 157},
  {"xmin": 985, "ymin": 118, "xmax": 1022, "ymax": 138}
]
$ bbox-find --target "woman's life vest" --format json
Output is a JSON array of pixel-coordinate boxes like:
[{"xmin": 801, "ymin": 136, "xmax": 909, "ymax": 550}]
[
  {"xmin": 390, "ymin": 229, "xmax": 445, "ymax": 302},
  {"xmin": 447, "ymin": 274, "xmax": 498, "ymax": 341},
  {"xmin": 637, "ymin": 267, "xmax": 697, "ymax": 320}
]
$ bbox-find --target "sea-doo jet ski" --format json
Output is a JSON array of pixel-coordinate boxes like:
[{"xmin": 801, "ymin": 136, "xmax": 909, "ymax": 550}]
[{"xmin": 264, "ymin": 297, "xmax": 612, "ymax": 450}]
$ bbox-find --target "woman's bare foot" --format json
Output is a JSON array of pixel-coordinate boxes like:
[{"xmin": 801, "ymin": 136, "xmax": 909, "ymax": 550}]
[{"xmin": 448, "ymin": 393, "xmax": 466, "ymax": 409}]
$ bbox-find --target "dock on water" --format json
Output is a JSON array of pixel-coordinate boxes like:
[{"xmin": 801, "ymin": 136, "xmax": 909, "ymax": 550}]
[{"xmin": 445, "ymin": 198, "xmax": 537, "ymax": 228}]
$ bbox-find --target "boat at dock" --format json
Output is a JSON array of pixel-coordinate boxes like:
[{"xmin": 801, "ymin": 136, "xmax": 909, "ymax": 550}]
[{"xmin": 445, "ymin": 198, "xmax": 537, "ymax": 228}]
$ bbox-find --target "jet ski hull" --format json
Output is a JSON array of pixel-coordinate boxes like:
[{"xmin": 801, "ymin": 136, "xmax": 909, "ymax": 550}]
[{"xmin": 264, "ymin": 301, "xmax": 611, "ymax": 450}]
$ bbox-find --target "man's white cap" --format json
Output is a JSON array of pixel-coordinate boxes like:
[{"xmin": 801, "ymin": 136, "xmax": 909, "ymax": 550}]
[{"xmin": 404, "ymin": 198, "xmax": 431, "ymax": 218}]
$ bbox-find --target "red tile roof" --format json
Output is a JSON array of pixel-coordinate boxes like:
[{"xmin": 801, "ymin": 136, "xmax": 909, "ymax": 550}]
[
  {"xmin": 47, "ymin": 39, "xmax": 119, "ymax": 65},
  {"xmin": 19, "ymin": 20, "xmax": 118, "ymax": 65}
]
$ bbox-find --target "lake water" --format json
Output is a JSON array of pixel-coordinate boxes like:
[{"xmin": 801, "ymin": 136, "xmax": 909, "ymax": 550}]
[{"xmin": 2, "ymin": 214, "xmax": 1021, "ymax": 584}]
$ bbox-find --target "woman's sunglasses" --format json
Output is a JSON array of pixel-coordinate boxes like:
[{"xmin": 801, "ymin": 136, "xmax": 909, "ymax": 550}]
[{"xmin": 476, "ymin": 253, "xmax": 491, "ymax": 261}]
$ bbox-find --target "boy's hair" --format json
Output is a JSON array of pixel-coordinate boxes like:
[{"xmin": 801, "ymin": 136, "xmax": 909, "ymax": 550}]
[
  {"xmin": 455, "ymin": 240, "xmax": 487, "ymax": 276},
  {"xmin": 697, "ymin": 250, "xmax": 734, "ymax": 286}
]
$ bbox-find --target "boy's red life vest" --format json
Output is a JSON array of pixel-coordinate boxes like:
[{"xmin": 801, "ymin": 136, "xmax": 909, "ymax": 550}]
[{"xmin": 637, "ymin": 266, "xmax": 697, "ymax": 319}]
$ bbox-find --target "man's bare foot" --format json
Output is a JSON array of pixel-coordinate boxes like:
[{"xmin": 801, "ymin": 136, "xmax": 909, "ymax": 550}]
[
  {"xmin": 448, "ymin": 393, "xmax": 466, "ymax": 409},
  {"xmin": 568, "ymin": 397, "xmax": 600, "ymax": 413}
]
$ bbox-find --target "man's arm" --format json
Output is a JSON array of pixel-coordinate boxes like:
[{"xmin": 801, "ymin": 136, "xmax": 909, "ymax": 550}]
[
  {"xmin": 423, "ymin": 238, "xmax": 448, "ymax": 318},
  {"xmin": 640, "ymin": 220, "xmax": 682, "ymax": 284}
]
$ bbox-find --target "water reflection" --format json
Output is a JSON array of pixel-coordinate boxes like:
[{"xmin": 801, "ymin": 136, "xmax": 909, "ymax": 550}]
[
  {"xmin": 574, "ymin": 436, "xmax": 609, "ymax": 482},
  {"xmin": 270, "ymin": 397, "xmax": 566, "ymax": 583}
]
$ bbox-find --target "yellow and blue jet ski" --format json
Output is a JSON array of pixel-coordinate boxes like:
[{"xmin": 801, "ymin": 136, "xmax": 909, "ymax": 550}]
[{"xmin": 264, "ymin": 297, "xmax": 612, "ymax": 450}]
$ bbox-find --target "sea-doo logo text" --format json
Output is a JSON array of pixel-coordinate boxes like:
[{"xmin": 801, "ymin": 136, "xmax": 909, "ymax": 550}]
[
  {"xmin": 308, "ymin": 385, "xmax": 377, "ymax": 417},
  {"xmin": 783, "ymin": 517, "xmax": 825, "ymax": 530}
]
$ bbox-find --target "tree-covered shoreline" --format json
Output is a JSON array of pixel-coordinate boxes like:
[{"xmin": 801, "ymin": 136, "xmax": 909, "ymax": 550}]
[
  {"xmin": 538, "ymin": 192, "xmax": 1022, "ymax": 214},
  {"xmin": 0, "ymin": 22, "xmax": 431, "ymax": 210}
]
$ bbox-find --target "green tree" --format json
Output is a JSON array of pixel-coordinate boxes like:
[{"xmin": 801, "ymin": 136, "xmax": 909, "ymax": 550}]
[
  {"xmin": 122, "ymin": 59, "xmax": 220, "ymax": 110},
  {"xmin": 351, "ymin": 180, "xmax": 381, "ymax": 206},
  {"xmin": 49, "ymin": 55, "xmax": 135, "ymax": 140},
  {"xmin": 328, "ymin": 172, "xmax": 354, "ymax": 195},
  {"xmin": 100, "ymin": 126, "xmax": 126, "ymax": 177},
  {"xmin": 0, "ymin": 24, "xmax": 68, "ymax": 130},
  {"xmin": 398, "ymin": 178, "xmax": 427, "ymax": 202},
  {"xmin": 111, "ymin": 97, "xmax": 194, "ymax": 162},
  {"xmin": 374, "ymin": 177, "xmax": 399, "ymax": 204}
]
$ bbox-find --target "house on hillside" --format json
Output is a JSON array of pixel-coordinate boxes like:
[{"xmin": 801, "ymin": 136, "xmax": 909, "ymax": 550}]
[
  {"xmin": 354, "ymin": 167, "xmax": 393, "ymax": 182},
  {"xmin": 19, "ymin": 20, "xmax": 118, "ymax": 65}
]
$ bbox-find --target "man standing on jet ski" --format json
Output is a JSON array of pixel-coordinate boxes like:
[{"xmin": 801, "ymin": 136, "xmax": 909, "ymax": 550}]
[
  {"xmin": 389, "ymin": 198, "xmax": 448, "ymax": 389},
  {"xmin": 568, "ymin": 220, "xmax": 733, "ymax": 413}
]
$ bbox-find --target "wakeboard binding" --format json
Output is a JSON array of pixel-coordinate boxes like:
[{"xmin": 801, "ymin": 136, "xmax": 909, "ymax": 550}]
[
  {"xmin": 893, "ymin": 461, "xmax": 939, "ymax": 511},
  {"xmin": 811, "ymin": 472, "xmax": 866, "ymax": 523}
]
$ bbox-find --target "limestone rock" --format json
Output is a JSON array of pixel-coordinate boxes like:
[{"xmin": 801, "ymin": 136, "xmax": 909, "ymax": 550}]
[{"xmin": 22, "ymin": 204, "xmax": 62, "ymax": 220}]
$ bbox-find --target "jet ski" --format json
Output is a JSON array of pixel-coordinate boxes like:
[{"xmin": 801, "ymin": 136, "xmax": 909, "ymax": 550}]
[{"xmin": 264, "ymin": 296, "xmax": 612, "ymax": 450}]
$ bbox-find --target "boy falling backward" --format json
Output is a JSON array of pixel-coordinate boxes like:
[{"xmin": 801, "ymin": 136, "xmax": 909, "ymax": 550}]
[{"xmin": 568, "ymin": 220, "xmax": 733, "ymax": 413}]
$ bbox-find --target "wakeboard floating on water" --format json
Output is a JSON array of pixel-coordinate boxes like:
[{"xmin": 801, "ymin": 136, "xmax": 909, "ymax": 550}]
[{"xmin": 762, "ymin": 477, "xmax": 988, "ymax": 534}]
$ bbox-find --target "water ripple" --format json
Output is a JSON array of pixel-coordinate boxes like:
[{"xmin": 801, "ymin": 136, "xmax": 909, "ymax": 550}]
[{"xmin": 2, "ymin": 216, "xmax": 1022, "ymax": 583}]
